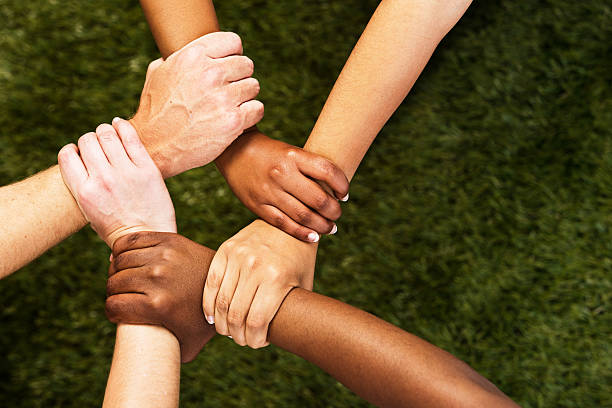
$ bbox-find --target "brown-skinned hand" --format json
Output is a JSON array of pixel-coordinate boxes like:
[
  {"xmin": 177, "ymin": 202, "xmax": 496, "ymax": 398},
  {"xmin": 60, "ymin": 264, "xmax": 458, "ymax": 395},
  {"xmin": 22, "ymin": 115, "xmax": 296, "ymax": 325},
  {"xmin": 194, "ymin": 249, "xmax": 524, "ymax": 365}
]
[
  {"xmin": 106, "ymin": 232, "xmax": 215, "ymax": 363},
  {"xmin": 215, "ymin": 131, "xmax": 350, "ymax": 243}
]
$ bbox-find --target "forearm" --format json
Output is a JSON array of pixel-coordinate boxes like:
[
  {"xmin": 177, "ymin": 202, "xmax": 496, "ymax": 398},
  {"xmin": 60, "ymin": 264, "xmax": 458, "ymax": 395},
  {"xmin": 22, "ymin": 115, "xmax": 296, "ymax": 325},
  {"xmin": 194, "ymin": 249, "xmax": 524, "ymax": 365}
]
[
  {"xmin": 0, "ymin": 165, "xmax": 86, "ymax": 278},
  {"xmin": 103, "ymin": 324, "xmax": 181, "ymax": 408},
  {"xmin": 139, "ymin": 0, "xmax": 219, "ymax": 59},
  {"xmin": 269, "ymin": 288, "xmax": 518, "ymax": 408},
  {"xmin": 304, "ymin": 0, "xmax": 472, "ymax": 180}
]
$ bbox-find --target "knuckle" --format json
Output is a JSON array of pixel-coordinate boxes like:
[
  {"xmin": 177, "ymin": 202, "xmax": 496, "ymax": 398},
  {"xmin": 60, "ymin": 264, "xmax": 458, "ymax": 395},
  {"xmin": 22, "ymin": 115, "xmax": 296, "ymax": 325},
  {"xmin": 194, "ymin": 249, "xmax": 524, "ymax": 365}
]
[
  {"xmin": 268, "ymin": 163, "xmax": 287, "ymax": 180},
  {"xmin": 245, "ymin": 254, "xmax": 260, "ymax": 270},
  {"xmin": 204, "ymin": 64, "xmax": 224, "ymax": 85},
  {"xmin": 216, "ymin": 295, "xmax": 230, "ymax": 314},
  {"xmin": 223, "ymin": 110, "xmax": 243, "ymax": 134},
  {"xmin": 148, "ymin": 265, "xmax": 165, "ymax": 280},
  {"xmin": 150, "ymin": 294, "xmax": 169, "ymax": 314},
  {"xmin": 296, "ymin": 209, "xmax": 312, "ymax": 224},
  {"xmin": 227, "ymin": 309, "xmax": 244, "ymax": 327},
  {"xmin": 246, "ymin": 314, "xmax": 266, "ymax": 330},
  {"xmin": 224, "ymin": 32, "xmax": 243, "ymax": 51},
  {"xmin": 104, "ymin": 299, "xmax": 120, "ymax": 323},
  {"xmin": 313, "ymin": 193, "xmax": 330, "ymax": 211},
  {"xmin": 285, "ymin": 149, "xmax": 299, "ymax": 161},
  {"xmin": 269, "ymin": 212, "xmax": 286, "ymax": 228}
]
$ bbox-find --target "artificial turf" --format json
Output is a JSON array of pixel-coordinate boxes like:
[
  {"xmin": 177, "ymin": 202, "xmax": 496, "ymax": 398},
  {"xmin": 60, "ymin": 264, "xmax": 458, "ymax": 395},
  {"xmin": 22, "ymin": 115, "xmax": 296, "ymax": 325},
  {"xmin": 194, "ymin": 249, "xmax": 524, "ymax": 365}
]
[{"xmin": 0, "ymin": 0, "xmax": 610, "ymax": 407}]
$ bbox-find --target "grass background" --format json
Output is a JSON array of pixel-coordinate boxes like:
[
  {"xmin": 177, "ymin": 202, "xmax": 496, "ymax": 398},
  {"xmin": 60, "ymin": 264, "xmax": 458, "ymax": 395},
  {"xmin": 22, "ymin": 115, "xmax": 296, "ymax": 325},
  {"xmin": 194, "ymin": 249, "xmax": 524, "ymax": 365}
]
[{"xmin": 0, "ymin": 0, "xmax": 610, "ymax": 406}]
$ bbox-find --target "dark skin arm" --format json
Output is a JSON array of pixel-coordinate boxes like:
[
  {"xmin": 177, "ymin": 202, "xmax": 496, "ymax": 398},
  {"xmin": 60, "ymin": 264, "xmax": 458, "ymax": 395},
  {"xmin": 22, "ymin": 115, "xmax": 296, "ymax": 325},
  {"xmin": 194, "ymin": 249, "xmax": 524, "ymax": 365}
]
[{"xmin": 106, "ymin": 232, "xmax": 519, "ymax": 408}]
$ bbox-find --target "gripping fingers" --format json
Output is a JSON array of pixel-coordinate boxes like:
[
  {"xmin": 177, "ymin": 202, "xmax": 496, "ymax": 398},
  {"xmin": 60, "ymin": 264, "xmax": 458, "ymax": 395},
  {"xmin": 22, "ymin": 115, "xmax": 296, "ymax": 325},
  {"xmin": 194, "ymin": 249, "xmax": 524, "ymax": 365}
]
[
  {"xmin": 219, "ymin": 55, "xmax": 254, "ymax": 82},
  {"xmin": 277, "ymin": 192, "xmax": 336, "ymax": 235},
  {"xmin": 203, "ymin": 250, "xmax": 228, "ymax": 326},
  {"xmin": 227, "ymin": 277, "xmax": 259, "ymax": 346},
  {"xmin": 239, "ymin": 100, "xmax": 265, "ymax": 130},
  {"xmin": 96, "ymin": 123, "xmax": 130, "ymax": 167},
  {"xmin": 260, "ymin": 204, "xmax": 320, "ymax": 243},
  {"xmin": 213, "ymin": 257, "xmax": 241, "ymax": 336},
  {"xmin": 195, "ymin": 31, "xmax": 243, "ymax": 58},
  {"xmin": 58, "ymin": 143, "xmax": 88, "ymax": 191},
  {"xmin": 105, "ymin": 293, "xmax": 156, "ymax": 325},
  {"xmin": 112, "ymin": 118, "xmax": 153, "ymax": 168},
  {"xmin": 245, "ymin": 284, "xmax": 291, "ymax": 349},
  {"xmin": 77, "ymin": 132, "xmax": 110, "ymax": 173},
  {"xmin": 227, "ymin": 77, "xmax": 260, "ymax": 106},
  {"xmin": 296, "ymin": 152, "xmax": 350, "ymax": 201},
  {"xmin": 106, "ymin": 267, "xmax": 148, "ymax": 296}
]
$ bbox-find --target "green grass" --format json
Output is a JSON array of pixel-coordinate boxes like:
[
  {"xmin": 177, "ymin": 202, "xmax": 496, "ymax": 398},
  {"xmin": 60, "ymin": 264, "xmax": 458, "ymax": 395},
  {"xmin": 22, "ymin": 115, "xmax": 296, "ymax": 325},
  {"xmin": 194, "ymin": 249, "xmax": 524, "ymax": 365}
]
[{"xmin": 1, "ymin": 1, "xmax": 610, "ymax": 407}]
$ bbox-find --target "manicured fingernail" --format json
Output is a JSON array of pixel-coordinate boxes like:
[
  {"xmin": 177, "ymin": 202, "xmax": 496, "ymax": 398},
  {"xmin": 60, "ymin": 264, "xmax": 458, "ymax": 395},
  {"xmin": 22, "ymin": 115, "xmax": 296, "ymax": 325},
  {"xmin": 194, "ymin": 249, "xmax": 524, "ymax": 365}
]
[
  {"xmin": 109, "ymin": 253, "xmax": 113, "ymax": 262},
  {"xmin": 340, "ymin": 193, "xmax": 349, "ymax": 202},
  {"xmin": 228, "ymin": 335, "xmax": 233, "ymax": 339},
  {"xmin": 112, "ymin": 117, "xmax": 121, "ymax": 125},
  {"xmin": 307, "ymin": 232, "xmax": 320, "ymax": 243},
  {"xmin": 329, "ymin": 224, "xmax": 337, "ymax": 235},
  {"xmin": 206, "ymin": 315, "xmax": 215, "ymax": 325}
]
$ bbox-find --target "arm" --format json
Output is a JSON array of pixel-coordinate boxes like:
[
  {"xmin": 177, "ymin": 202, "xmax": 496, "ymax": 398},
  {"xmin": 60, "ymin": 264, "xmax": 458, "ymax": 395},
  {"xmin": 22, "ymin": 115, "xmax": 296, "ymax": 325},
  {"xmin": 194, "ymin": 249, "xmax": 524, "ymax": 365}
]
[
  {"xmin": 304, "ymin": 0, "xmax": 472, "ymax": 179},
  {"xmin": 58, "ymin": 119, "xmax": 185, "ymax": 407},
  {"xmin": 105, "ymin": 232, "xmax": 519, "ymax": 408},
  {"xmin": 0, "ymin": 31, "xmax": 261, "ymax": 278},
  {"xmin": 0, "ymin": 166, "xmax": 86, "ymax": 278}
]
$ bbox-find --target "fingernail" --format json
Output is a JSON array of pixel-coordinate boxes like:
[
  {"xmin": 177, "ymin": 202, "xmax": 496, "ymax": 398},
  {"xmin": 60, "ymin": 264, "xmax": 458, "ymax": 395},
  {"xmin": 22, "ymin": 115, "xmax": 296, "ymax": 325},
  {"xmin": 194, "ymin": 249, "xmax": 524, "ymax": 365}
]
[
  {"xmin": 206, "ymin": 315, "xmax": 215, "ymax": 325},
  {"xmin": 340, "ymin": 193, "xmax": 349, "ymax": 202},
  {"xmin": 228, "ymin": 335, "xmax": 233, "ymax": 339},
  {"xmin": 307, "ymin": 232, "xmax": 320, "ymax": 243},
  {"xmin": 112, "ymin": 117, "xmax": 121, "ymax": 125},
  {"xmin": 329, "ymin": 224, "xmax": 337, "ymax": 235},
  {"xmin": 109, "ymin": 253, "xmax": 113, "ymax": 262}
]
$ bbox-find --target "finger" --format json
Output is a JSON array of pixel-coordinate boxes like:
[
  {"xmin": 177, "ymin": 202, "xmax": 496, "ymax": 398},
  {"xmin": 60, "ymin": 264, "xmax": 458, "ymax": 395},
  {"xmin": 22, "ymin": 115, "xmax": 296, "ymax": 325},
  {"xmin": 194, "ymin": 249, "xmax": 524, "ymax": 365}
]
[
  {"xmin": 106, "ymin": 267, "xmax": 148, "ymax": 296},
  {"xmin": 112, "ymin": 231, "xmax": 166, "ymax": 257},
  {"xmin": 146, "ymin": 58, "xmax": 163, "ymax": 77},
  {"xmin": 282, "ymin": 174, "xmax": 343, "ymax": 223},
  {"xmin": 217, "ymin": 55, "xmax": 254, "ymax": 82},
  {"xmin": 77, "ymin": 132, "xmax": 110, "ymax": 174},
  {"xmin": 201, "ymin": 31, "xmax": 243, "ymax": 58},
  {"xmin": 226, "ymin": 77, "xmax": 260, "ymax": 106},
  {"xmin": 227, "ymin": 277, "xmax": 259, "ymax": 347},
  {"xmin": 260, "ymin": 204, "xmax": 320, "ymax": 243},
  {"xmin": 105, "ymin": 293, "xmax": 158, "ymax": 325},
  {"xmin": 245, "ymin": 284, "xmax": 291, "ymax": 349},
  {"xmin": 96, "ymin": 123, "xmax": 131, "ymax": 167},
  {"xmin": 296, "ymin": 152, "xmax": 350, "ymax": 201},
  {"xmin": 239, "ymin": 100, "xmax": 264, "ymax": 130},
  {"xmin": 203, "ymin": 250, "xmax": 227, "ymax": 325},
  {"xmin": 112, "ymin": 117, "xmax": 154, "ymax": 168},
  {"xmin": 275, "ymin": 192, "xmax": 336, "ymax": 235},
  {"xmin": 213, "ymin": 257, "xmax": 241, "ymax": 336},
  {"xmin": 112, "ymin": 247, "xmax": 158, "ymax": 274},
  {"xmin": 58, "ymin": 143, "xmax": 88, "ymax": 190},
  {"xmin": 179, "ymin": 31, "xmax": 243, "ymax": 59}
]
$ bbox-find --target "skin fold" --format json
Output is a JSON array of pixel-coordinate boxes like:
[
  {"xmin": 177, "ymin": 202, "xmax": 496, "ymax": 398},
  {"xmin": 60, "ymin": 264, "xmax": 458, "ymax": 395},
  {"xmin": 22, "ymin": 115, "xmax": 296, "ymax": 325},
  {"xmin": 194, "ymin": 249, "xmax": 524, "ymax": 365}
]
[
  {"xmin": 106, "ymin": 231, "xmax": 520, "ymax": 408},
  {"xmin": 0, "ymin": 30, "xmax": 262, "ymax": 279},
  {"xmin": 139, "ymin": 0, "xmax": 473, "ymax": 350}
]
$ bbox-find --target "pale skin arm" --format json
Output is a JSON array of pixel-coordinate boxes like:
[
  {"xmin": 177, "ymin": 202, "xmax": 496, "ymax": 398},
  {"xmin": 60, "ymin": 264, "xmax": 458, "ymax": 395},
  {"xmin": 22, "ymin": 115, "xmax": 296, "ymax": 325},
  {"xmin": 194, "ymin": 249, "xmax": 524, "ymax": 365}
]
[{"xmin": 0, "ymin": 167, "xmax": 86, "ymax": 278}]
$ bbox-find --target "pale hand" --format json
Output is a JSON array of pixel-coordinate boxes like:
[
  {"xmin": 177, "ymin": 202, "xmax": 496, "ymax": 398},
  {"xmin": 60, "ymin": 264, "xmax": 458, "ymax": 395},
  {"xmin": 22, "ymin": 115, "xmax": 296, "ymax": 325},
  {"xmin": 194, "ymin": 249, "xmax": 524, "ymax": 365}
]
[
  {"xmin": 203, "ymin": 219, "xmax": 317, "ymax": 349},
  {"xmin": 58, "ymin": 119, "xmax": 176, "ymax": 248},
  {"xmin": 130, "ymin": 32, "xmax": 264, "ymax": 178}
]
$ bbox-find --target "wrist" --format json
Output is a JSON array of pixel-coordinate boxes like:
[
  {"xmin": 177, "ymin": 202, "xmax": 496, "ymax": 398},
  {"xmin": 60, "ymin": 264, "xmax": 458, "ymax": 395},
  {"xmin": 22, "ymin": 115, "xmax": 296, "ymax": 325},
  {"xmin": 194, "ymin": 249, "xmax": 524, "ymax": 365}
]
[
  {"xmin": 128, "ymin": 117, "xmax": 173, "ymax": 179},
  {"xmin": 108, "ymin": 224, "xmax": 177, "ymax": 250}
]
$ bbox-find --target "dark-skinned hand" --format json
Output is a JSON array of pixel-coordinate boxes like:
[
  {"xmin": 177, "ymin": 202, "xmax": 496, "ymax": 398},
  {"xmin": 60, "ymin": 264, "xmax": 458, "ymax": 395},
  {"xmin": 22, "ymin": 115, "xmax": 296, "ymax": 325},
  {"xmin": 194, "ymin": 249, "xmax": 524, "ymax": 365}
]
[
  {"xmin": 106, "ymin": 231, "xmax": 215, "ymax": 363},
  {"xmin": 215, "ymin": 131, "xmax": 350, "ymax": 243}
]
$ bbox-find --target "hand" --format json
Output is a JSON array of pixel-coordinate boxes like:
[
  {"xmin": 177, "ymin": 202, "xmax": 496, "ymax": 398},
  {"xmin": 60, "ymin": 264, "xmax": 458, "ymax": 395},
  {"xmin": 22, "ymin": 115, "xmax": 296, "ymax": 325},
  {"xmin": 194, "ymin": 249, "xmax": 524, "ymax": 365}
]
[
  {"xmin": 203, "ymin": 219, "xmax": 317, "ymax": 348},
  {"xmin": 216, "ymin": 131, "xmax": 349, "ymax": 242},
  {"xmin": 106, "ymin": 232, "xmax": 216, "ymax": 363},
  {"xmin": 58, "ymin": 118, "xmax": 176, "ymax": 247},
  {"xmin": 131, "ymin": 32, "xmax": 264, "ymax": 178}
]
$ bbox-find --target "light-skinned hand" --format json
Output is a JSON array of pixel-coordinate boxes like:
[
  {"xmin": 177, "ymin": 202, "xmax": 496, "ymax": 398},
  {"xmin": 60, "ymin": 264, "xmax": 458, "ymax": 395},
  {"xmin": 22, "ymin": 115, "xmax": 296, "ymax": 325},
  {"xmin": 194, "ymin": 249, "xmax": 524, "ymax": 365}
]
[
  {"xmin": 216, "ymin": 131, "xmax": 349, "ymax": 242},
  {"xmin": 58, "ymin": 118, "xmax": 176, "ymax": 247},
  {"xmin": 203, "ymin": 219, "xmax": 317, "ymax": 348},
  {"xmin": 130, "ymin": 32, "xmax": 264, "ymax": 178}
]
